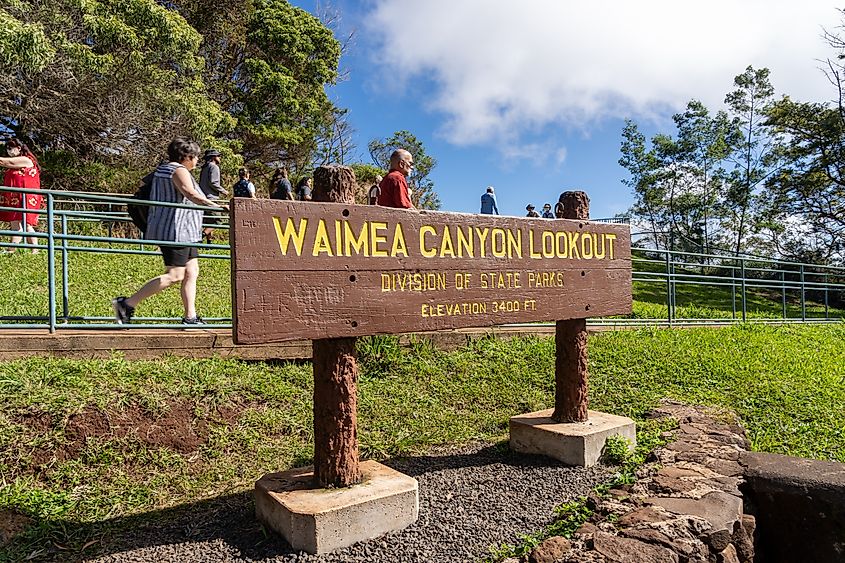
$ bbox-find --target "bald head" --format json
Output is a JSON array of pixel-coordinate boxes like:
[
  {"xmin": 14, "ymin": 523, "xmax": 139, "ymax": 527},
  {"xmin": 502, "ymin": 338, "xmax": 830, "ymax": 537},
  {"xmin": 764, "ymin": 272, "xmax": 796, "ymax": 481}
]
[{"xmin": 389, "ymin": 149, "xmax": 414, "ymax": 177}]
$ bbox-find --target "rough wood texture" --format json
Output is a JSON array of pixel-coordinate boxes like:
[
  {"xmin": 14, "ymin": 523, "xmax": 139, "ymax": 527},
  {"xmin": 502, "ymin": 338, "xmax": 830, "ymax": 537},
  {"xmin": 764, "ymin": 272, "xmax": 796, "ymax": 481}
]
[
  {"xmin": 311, "ymin": 165, "xmax": 361, "ymax": 488},
  {"xmin": 312, "ymin": 337, "xmax": 361, "ymax": 487},
  {"xmin": 313, "ymin": 165, "xmax": 356, "ymax": 204},
  {"xmin": 553, "ymin": 191, "xmax": 591, "ymax": 423},
  {"xmin": 230, "ymin": 199, "xmax": 632, "ymax": 343},
  {"xmin": 559, "ymin": 191, "xmax": 590, "ymax": 221}
]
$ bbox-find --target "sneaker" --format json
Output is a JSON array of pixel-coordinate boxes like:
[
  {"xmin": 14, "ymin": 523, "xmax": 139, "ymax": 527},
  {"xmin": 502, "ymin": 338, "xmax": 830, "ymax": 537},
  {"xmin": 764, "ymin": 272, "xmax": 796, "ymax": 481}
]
[
  {"xmin": 112, "ymin": 297, "xmax": 135, "ymax": 324},
  {"xmin": 181, "ymin": 316, "xmax": 205, "ymax": 325}
]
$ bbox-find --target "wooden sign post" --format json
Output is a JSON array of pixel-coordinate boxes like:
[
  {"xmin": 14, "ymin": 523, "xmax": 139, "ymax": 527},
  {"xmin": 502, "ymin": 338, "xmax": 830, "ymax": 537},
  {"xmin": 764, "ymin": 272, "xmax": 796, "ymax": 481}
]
[
  {"xmin": 554, "ymin": 191, "xmax": 591, "ymax": 423},
  {"xmin": 310, "ymin": 166, "xmax": 361, "ymax": 489},
  {"xmin": 235, "ymin": 168, "xmax": 633, "ymax": 554}
]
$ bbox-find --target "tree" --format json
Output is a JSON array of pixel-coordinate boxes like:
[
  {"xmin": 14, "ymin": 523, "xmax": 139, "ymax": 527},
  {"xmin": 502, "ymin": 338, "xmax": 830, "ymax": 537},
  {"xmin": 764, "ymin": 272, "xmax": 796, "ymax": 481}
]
[
  {"xmin": 0, "ymin": 0, "xmax": 344, "ymax": 193},
  {"xmin": 0, "ymin": 0, "xmax": 229, "ymax": 162},
  {"xmin": 764, "ymin": 99, "xmax": 845, "ymax": 262},
  {"xmin": 619, "ymin": 120, "xmax": 668, "ymax": 249},
  {"xmin": 724, "ymin": 66, "xmax": 781, "ymax": 256},
  {"xmin": 368, "ymin": 130, "xmax": 441, "ymax": 210},
  {"xmin": 758, "ymin": 11, "xmax": 845, "ymax": 264},
  {"xmin": 674, "ymin": 101, "xmax": 737, "ymax": 256},
  {"xmin": 172, "ymin": 0, "xmax": 342, "ymax": 168},
  {"xmin": 620, "ymin": 103, "xmax": 735, "ymax": 256}
]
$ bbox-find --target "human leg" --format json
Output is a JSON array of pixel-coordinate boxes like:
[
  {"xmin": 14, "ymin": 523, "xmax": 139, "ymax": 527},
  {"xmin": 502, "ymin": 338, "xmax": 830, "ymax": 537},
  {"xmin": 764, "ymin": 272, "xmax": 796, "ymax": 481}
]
[
  {"xmin": 26, "ymin": 224, "xmax": 39, "ymax": 253},
  {"xmin": 180, "ymin": 257, "xmax": 199, "ymax": 320},
  {"xmin": 113, "ymin": 245, "xmax": 193, "ymax": 323},
  {"xmin": 126, "ymin": 265, "xmax": 186, "ymax": 308},
  {"xmin": 9, "ymin": 220, "xmax": 22, "ymax": 244}
]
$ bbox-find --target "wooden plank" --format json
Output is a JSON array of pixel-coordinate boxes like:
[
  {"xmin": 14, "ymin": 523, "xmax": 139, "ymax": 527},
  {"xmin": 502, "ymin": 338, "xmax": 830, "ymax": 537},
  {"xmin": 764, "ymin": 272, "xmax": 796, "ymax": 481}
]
[{"xmin": 231, "ymin": 199, "xmax": 632, "ymax": 344}]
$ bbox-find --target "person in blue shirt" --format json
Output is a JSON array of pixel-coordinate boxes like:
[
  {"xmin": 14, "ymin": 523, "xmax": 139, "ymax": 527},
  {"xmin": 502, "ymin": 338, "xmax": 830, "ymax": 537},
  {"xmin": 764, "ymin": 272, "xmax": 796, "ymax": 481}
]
[
  {"xmin": 542, "ymin": 203, "xmax": 554, "ymax": 218},
  {"xmin": 480, "ymin": 186, "xmax": 499, "ymax": 214}
]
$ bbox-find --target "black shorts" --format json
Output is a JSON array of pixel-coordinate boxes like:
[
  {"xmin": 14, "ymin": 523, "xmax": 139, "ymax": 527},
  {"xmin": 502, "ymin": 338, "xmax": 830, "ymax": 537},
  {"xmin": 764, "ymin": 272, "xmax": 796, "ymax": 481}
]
[
  {"xmin": 203, "ymin": 208, "xmax": 223, "ymax": 226},
  {"xmin": 160, "ymin": 245, "xmax": 198, "ymax": 267}
]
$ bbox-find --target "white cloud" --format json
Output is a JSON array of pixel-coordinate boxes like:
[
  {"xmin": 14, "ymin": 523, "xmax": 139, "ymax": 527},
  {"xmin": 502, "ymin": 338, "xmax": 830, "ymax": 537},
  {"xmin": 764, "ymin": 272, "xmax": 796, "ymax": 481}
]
[{"xmin": 366, "ymin": 0, "xmax": 838, "ymax": 146}]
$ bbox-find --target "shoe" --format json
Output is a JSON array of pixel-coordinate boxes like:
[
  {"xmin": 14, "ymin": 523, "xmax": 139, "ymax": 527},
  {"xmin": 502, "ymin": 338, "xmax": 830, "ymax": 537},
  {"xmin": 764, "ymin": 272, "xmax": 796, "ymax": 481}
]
[
  {"xmin": 112, "ymin": 297, "xmax": 135, "ymax": 324},
  {"xmin": 181, "ymin": 316, "xmax": 205, "ymax": 325}
]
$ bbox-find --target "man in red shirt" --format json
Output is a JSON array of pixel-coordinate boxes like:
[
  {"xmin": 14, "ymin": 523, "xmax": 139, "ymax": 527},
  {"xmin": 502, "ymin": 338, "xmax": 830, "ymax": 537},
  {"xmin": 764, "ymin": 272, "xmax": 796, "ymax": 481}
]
[{"xmin": 377, "ymin": 149, "xmax": 415, "ymax": 208}]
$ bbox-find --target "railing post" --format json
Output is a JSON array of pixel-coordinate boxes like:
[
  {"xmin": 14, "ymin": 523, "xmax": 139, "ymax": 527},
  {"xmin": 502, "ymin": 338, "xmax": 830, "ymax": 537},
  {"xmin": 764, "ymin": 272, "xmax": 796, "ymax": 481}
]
[
  {"xmin": 781, "ymin": 271, "xmax": 787, "ymax": 319},
  {"xmin": 47, "ymin": 194, "xmax": 56, "ymax": 333},
  {"xmin": 665, "ymin": 250, "xmax": 672, "ymax": 327},
  {"xmin": 61, "ymin": 215, "xmax": 69, "ymax": 321},
  {"xmin": 824, "ymin": 273, "xmax": 829, "ymax": 320},
  {"xmin": 731, "ymin": 264, "xmax": 737, "ymax": 320},
  {"xmin": 800, "ymin": 265, "xmax": 806, "ymax": 321},
  {"xmin": 740, "ymin": 259, "xmax": 747, "ymax": 322}
]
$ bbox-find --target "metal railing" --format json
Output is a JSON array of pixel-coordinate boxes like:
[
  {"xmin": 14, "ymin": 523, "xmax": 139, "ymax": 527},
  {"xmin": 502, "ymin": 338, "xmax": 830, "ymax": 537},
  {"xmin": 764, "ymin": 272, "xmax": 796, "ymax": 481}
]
[
  {"xmin": 0, "ymin": 186, "xmax": 230, "ymax": 331},
  {"xmin": 1, "ymin": 187, "xmax": 843, "ymax": 331}
]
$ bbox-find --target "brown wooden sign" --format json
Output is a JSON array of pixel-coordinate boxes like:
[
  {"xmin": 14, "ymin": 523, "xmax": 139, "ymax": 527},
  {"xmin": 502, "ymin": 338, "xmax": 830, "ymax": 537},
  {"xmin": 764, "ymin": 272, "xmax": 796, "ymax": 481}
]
[{"xmin": 231, "ymin": 199, "xmax": 631, "ymax": 344}]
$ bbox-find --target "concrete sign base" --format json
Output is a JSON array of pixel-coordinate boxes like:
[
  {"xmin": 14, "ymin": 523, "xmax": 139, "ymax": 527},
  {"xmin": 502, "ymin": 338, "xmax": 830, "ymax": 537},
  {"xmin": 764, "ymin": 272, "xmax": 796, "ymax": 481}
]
[
  {"xmin": 509, "ymin": 409, "xmax": 636, "ymax": 466},
  {"xmin": 255, "ymin": 460, "xmax": 419, "ymax": 554}
]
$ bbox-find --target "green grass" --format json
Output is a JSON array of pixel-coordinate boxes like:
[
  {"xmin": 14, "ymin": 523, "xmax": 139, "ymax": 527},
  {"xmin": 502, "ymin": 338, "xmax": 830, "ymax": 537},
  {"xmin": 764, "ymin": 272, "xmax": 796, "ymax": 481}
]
[
  {"xmin": 2, "ymin": 246, "xmax": 843, "ymax": 323},
  {"xmin": 1, "ymin": 325, "xmax": 844, "ymax": 560},
  {"xmin": 0, "ymin": 245, "xmax": 232, "ymax": 321}
]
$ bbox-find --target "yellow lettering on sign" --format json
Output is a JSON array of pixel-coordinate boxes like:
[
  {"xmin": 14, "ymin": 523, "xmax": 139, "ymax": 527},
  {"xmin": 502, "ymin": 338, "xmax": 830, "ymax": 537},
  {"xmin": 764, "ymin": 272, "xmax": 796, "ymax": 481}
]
[
  {"xmin": 344, "ymin": 222, "xmax": 368, "ymax": 256},
  {"xmin": 607, "ymin": 233, "xmax": 617, "ymax": 259},
  {"xmin": 581, "ymin": 232, "xmax": 594, "ymax": 259},
  {"xmin": 273, "ymin": 217, "xmax": 308, "ymax": 256},
  {"xmin": 475, "ymin": 227, "xmax": 489, "ymax": 258},
  {"xmin": 440, "ymin": 227, "xmax": 456, "ymax": 258},
  {"xmin": 370, "ymin": 221, "xmax": 389, "ymax": 257},
  {"xmin": 567, "ymin": 231, "xmax": 581, "ymax": 259},
  {"xmin": 507, "ymin": 229, "xmax": 522, "ymax": 258},
  {"xmin": 491, "ymin": 228, "xmax": 506, "ymax": 258},
  {"xmin": 528, "ymin": 230, "xmax": 541, "ymax": 259},
  {"xmin": 556, "ymin": 232, "xmax": 568, "ymax": 258},
  {"xmin": 542, "ymin": 231, "xmax": 555, "ymax": 258},
  {"xmin": 456, "ymin": 227, "xmax": 473, "ymax": 258},
  {"xmin": 420, "ymin": 225, "xmax": 437, "ymax": 257},
  {"xmin": 312, "ymin": 219, "xmax": 333, "ymax": 256},
  {"xmin": 421, "ymin": 301, "xmax": 489, "ymax": 317},
  {"xmin": 391, "ymin": 223, "xmax": 408, "ymax": 257}
]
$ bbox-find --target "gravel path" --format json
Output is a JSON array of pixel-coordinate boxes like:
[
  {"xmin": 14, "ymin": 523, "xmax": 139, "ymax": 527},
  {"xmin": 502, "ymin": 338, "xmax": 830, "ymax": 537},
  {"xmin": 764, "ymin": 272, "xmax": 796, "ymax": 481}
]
[{"xmin": 86, "ymin": 443, "xmax": 613, "ymax": 563}]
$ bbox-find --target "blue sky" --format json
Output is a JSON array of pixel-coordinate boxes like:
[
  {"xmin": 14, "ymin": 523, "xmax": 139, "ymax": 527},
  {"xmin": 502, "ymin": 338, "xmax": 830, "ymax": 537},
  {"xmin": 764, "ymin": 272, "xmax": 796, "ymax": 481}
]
[{"xmin": 292, "ymin": 0, "xmax": 838, "ymax": 218}]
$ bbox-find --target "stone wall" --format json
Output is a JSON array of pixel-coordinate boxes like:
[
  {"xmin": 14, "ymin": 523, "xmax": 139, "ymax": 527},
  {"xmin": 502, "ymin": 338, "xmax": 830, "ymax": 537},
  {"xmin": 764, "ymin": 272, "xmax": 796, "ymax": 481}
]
[{"xmin": 514, "ymin": 401, "xmax": 756, "ymax": 563}]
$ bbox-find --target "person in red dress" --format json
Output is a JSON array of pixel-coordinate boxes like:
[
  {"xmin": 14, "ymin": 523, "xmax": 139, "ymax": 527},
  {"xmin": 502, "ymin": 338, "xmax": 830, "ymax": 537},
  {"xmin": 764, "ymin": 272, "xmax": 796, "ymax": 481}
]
[
  {"xmin": 377, "ymin": 149, "xmax": 415, "ymax": 209},
  {"xmin": 0, "ymin": 138, "xmax": 43, "ymax": 252}
]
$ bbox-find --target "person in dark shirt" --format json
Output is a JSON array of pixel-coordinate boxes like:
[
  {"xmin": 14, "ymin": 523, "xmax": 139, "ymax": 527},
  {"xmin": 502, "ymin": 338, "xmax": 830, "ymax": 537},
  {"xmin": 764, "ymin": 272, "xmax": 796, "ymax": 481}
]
[
  {"xmin": 377, "ymin": 149, "xmax": 414, "ymax": 209},
  {"xmin": 526, "ymin": 204, "xmax": 540, "ymax": 218},
  {"xmin": 541, "ymin": 203, "xmax": 554, "ymax": 218},
  {"xmin": 270, "ymin": 168, "xmax": 294, "ymax": 200},
  {"xmin": 295, "ymin": 177, "xmax": 312, "ymax": 201},
  {"xmin": 198, "ymin": 149, "xmax": 227, "ymax": 242}
]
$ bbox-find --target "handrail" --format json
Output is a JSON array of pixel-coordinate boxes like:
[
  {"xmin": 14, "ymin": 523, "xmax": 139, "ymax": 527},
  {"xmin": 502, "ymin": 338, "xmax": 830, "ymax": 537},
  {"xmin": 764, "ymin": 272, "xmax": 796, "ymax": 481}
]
[{"xmin": 0, "ymin": 187, "xmax": 843, "ymax": 331}]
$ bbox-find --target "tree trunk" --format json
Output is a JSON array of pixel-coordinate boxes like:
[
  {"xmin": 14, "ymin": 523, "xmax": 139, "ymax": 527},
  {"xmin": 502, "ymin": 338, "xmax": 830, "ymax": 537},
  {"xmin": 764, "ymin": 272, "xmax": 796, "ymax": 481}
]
[
  {"xmin": 552, "ymin": 191, "xmax": 590, "ymax": 423},
  {"xmin": 311, "ymin": 165, "xmax": 362, "ymax": 487},
  {"xmin": 313, "ymin": 338, "xmax": 361, "ymax": 487}
]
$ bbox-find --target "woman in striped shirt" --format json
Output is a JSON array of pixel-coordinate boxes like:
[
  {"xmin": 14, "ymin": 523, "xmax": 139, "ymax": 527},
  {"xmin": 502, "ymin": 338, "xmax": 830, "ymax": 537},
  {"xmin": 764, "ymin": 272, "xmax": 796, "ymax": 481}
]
[{"xmin": 113, "ymin": 138, "xmax": 226, "ymax": 325}]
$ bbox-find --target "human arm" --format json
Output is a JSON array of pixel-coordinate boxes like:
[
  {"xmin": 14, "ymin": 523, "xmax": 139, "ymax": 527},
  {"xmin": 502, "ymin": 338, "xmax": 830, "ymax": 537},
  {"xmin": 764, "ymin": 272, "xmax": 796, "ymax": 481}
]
[
  {"xmin": 397, "ymin": 178, "xmax": 414, "ymax": 209},
  {"xmin": 492, "ymin": 194, "xmax": 499, "ymax": 215},
  {"xmin": 173, "ymin": 166, "xmax": 228, "ymax": 210},
  {"xmin": 0, "ymin": 156, "xmax": 33, "ymax": 170}
]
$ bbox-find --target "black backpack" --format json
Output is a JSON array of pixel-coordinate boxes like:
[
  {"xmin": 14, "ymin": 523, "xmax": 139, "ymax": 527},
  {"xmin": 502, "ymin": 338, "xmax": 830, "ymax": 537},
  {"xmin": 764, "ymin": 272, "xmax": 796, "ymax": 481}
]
[
  {"xmin": 233, "ymin": 179, "xmax": 251, "ymax": 198},
  {"xmin": 127, "ymin": 173, "xmax": 153, "ymax": 233}
]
